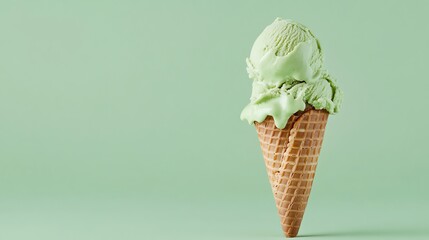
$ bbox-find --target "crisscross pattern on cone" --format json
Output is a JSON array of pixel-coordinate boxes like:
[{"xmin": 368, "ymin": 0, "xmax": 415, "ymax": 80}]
[{"xmin": 255, "ymin": 107, "xmax": 329, "ymax": 238}]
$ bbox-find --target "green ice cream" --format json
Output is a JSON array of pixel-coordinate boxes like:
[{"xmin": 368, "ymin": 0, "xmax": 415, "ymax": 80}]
[{"xmin": 240, "ymin": 18, "xmax": 343, "ymax": 129}]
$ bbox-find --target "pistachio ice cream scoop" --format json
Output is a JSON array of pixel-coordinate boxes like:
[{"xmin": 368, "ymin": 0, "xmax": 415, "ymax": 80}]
[{"xmin": 240, "ymin": 18, "xmax": 342, "ymax": 128}]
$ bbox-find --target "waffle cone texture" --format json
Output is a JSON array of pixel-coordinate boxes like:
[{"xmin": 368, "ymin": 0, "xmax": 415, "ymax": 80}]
[{"xmin": 255, "ymin": 106, "xmax": 329, "ymax": 238}]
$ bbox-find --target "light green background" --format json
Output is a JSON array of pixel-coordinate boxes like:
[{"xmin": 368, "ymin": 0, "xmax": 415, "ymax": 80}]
[{"xmin": 1, "ymin": 0, "xmax": 428, "ymax": 239}]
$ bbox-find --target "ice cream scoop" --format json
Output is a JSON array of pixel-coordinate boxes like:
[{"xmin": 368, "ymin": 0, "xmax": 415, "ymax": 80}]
[{"xmin": 241, "ymin": 18, "xmax": 342, "ymax": 128}]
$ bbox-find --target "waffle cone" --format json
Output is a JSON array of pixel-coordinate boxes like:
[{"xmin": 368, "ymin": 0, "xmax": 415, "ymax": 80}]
[{"xmin": 255, "ymin": 106, "xmax": 329, "ymax": 238}]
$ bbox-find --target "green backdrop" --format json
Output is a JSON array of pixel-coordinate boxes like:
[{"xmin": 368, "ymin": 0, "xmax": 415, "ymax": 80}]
[{"xmin": 1, "ymin": 0, "xmax": 428, "ymax": 239}]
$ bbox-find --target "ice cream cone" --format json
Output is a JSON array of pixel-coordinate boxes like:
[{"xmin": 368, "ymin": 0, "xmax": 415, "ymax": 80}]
[{"xmin": 255, "ymin": 106, "xmax": 329, "ymax": 238}]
